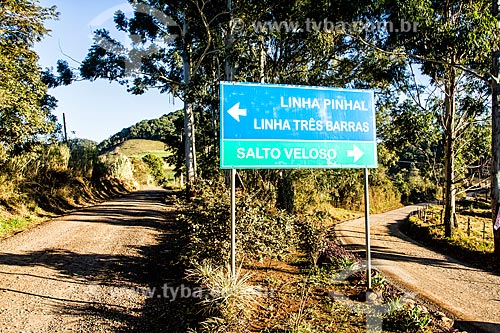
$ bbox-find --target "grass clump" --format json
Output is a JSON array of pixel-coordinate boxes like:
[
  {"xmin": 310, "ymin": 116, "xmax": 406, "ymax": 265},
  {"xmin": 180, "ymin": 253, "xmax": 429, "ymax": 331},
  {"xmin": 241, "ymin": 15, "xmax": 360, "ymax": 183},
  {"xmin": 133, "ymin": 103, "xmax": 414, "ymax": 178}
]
[
  {"xmin": 383, "ymin": 298, "xmax": 432, "ymax": 332},
  {"xmin": 186, "ymin": 263, "xmax": 260, "ymax": 333},
  {"xmin": 0, "ymin": 216, "xmax": 40, "ymax": 235},
  {"xmin": 0, "ymin": 140, "xmax": 139, "ymax": 238}
]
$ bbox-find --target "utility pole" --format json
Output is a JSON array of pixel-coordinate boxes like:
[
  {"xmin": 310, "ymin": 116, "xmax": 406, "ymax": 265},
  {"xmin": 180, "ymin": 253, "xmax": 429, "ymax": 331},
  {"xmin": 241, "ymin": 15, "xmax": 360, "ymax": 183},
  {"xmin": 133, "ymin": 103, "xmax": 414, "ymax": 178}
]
[
  {"xmin": 62, "ymin": 113, "xmax": 68, "ymax": 142},
  {"xmin": 492, "ymin": 0, "xmax": 500, "ymax": 258}
]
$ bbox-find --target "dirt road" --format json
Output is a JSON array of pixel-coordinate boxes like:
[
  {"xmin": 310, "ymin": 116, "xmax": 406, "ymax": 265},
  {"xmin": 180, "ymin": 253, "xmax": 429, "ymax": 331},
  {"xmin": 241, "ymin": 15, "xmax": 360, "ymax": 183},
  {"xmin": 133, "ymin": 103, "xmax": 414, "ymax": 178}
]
[
  {"xmin": 0, "ymin": 189, "xmax": 180, "ymax": 332},
  {"xmin": 335, "ymin": 205, "xmax": 500, "ymax": 333}
]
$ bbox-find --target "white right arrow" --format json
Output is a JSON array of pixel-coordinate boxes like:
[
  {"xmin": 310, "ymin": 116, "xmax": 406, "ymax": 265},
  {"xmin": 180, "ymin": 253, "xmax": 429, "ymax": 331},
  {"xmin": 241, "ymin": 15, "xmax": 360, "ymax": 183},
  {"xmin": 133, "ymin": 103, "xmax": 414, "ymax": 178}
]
[
  {"xmin": 227, "ymin": 102, "xmax": 247, "ymax": 122},
  {"xmin": 347, "ymin": 145, "xmax": 364, "ymax": 162}
]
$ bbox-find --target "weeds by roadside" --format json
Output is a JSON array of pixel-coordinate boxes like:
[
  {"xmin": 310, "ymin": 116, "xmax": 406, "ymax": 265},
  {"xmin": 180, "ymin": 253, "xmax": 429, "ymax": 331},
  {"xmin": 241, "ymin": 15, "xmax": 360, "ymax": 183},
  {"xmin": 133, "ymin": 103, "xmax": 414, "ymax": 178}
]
[
  {"xmin": 401, "ymin": 201, "xmax": 497, "ymax": 271},
  {"xmin": 174, "ymin": 181, "xmax": 455, "ymax": 333},
  {"xmin": 0, "ymin": 140, "xmax": 137, "ymax": 238}
]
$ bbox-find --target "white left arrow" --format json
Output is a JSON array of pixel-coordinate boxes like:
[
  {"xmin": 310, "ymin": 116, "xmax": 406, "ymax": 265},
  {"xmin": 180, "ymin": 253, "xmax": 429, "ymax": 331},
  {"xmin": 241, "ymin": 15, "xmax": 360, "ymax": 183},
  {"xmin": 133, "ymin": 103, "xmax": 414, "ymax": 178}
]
[
  {"xmin": 347, "ymin": 145, "xmax": 364, "ymax": 163},
  {"xmin": 227, "ymin": 103, "xmax": 247, "ymax": 122}
]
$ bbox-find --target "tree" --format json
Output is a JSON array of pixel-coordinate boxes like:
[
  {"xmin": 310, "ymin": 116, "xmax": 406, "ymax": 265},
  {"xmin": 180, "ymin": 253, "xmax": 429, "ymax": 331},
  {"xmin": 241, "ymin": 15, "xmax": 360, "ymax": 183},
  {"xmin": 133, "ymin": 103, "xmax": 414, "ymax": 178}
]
[
  {"xmin": 492, "ymin": 0, "xmax": 500, "ymax": 258},
  {"xmin": 80, "ymin": 1, "xmax": 227, "ymax": 190},
  {"xmin": 382, "ymin": 0, "xmax": 497, "ymax": 237},
  {"xmin": 0, "ymin": 0, "xmax": 59, "ymax": 155}
]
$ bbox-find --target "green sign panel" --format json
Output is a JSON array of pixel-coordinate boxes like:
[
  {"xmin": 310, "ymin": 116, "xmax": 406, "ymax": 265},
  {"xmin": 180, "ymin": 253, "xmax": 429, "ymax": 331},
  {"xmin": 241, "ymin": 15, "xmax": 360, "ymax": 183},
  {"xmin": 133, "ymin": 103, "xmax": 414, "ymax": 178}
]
[{"xmin": 220, "ymin": 82, "xmax": 378, "ymax": 169}]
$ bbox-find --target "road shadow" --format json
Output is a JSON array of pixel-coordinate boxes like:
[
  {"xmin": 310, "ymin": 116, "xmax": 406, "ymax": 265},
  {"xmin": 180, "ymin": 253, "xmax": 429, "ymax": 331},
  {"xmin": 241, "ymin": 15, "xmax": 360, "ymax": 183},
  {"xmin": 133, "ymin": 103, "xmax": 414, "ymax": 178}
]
[
  {"xmin": 341, "ymin": 215, "xmax": 500, "ymax": 278},
  {"xmin": 0, "ymin": 189, "xmax": 199, "ymax": 332},
  {"xmin": 454, "ymin": 320, "xmax": 500, "ymax": 333}
]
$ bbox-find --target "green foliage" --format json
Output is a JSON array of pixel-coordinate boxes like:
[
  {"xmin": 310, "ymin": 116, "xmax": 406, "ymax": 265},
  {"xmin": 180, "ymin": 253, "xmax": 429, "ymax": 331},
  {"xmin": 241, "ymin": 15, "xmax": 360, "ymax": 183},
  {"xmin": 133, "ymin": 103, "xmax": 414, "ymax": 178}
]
[
  {"xmin": 0, "ymin": 139, "xmax": 135, "ymax": 232},
  {"xmin": 0, "ymin": 0, "xmax": 59, "ymax": 154},
  {"xmin": 178, "ymin": 180, "xmax": 298, "ymax": 267},
  {"xmin": 392, "ymin": 167, "xmax": 438, "ymax": 205},
  {"xmin": 378, "ymin": 99, "xmax": 442, "ymax": 182},
  {"xmin": 68, "ymin": 139, "xmax": 98, "ymax": 178},
  {"xmin": 130, "ymin": 158, "xmax": 154, "ymax": 187},
  {"xmin": 383, "ymin": 299, "xmax": 432, "ymax": 333},
  {"xmin": 381, "ymin": 0, "xmax": 497, "ymax": 236},
  {"xmin": 142, "ymin": 153, "xmax": 167, "ymax": 185},
  {"xmin": 384, "ymin": 0, "xmax": 497, "ymax": 76}
]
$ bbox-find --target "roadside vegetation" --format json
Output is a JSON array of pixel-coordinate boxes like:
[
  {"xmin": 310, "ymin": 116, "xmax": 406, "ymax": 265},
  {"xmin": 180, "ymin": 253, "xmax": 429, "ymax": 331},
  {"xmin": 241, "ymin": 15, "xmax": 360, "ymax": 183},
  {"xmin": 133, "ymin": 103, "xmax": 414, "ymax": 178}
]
[
  {"xmin": 0, "ymin": 139, "xmax": 136, "ymax": 237},
  {"xmin": 106, "ymin": 139, "xmax": 177, "ymax": 188},
  {"xmin": 402, "ymin": 198, "xmax": 496, "ymax": 270},
  {"xmin": 173, "ymin": 180, "xmax": 454, "ymax": 332},
  {"xmin": 0, "ymin": 136, "xmax": 181, "ymax": 238}
]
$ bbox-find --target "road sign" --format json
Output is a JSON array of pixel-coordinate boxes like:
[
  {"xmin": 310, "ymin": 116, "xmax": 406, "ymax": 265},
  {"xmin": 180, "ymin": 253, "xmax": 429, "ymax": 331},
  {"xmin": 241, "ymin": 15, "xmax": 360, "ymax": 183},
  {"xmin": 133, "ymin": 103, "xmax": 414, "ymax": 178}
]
[{"xmin": 220, "ymin": 82, "xmax": 378, "ymax": 169}]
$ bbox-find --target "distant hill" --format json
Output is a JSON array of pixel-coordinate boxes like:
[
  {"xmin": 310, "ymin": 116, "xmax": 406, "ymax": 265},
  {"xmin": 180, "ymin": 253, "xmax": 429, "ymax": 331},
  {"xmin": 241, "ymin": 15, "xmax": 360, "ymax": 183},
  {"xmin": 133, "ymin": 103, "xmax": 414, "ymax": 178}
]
[
  {"xmin": 97, "ymin": 111, "xmax": 182, "ymax": 154},
  {"xmin": 111, "ymin": 139, "xmax": 171, "ymax": 159}
]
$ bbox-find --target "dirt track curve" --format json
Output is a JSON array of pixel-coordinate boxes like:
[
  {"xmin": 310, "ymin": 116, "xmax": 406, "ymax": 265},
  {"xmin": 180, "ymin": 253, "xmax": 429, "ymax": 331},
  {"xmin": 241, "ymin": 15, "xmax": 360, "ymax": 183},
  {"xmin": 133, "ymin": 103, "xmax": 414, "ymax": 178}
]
[
  {"xmin": 335, "ymin": 204, "xmax": 500, "ymax": 333},
  {"xmin": 0, "ymin": 189, "xmax": 178, "ymax": 332}
]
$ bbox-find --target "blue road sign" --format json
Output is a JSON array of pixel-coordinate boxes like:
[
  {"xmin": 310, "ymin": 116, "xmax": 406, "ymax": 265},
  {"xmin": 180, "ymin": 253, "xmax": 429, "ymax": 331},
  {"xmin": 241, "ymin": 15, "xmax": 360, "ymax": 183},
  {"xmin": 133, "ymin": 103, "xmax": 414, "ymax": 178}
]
[{"xmin": 220, "ymin": 82, "xmax": 378, "ymax": 169}]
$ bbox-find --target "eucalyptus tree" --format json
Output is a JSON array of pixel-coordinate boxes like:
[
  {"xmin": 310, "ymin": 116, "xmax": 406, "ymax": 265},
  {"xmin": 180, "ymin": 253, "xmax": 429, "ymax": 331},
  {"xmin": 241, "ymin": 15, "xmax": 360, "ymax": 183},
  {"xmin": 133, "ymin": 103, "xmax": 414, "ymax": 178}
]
[
  {"xmin": 0, "ymin": 0, "xmax": 59, "ymax": 155},
  {"xmin": 80, "ymin": 0, "xmax": 228, "ymax": 189},
  {"xmin": 492, "ymin": 0, "xmax": 500, "ymax": 258},
  {"xmin": 381, "ymin": 0, "xmax": 497, "ymax": 237}
]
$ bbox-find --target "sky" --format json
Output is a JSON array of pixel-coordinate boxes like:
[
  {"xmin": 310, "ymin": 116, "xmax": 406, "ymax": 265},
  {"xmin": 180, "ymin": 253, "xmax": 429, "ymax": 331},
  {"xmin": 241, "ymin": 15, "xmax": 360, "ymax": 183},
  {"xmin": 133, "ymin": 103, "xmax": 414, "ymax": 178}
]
[{"xmin": 35, "ymin": 0, "xmax": 181, "ymax": 143}]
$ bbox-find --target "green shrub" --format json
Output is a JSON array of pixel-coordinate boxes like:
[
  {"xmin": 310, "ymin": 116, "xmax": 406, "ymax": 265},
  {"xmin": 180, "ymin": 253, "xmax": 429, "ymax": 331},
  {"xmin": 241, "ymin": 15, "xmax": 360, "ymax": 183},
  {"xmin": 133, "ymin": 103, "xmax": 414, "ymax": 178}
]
[
  {"xmin": 393, "ymin": 168, "xmax": 438, "ymax": 204},
  {"xmin": 295, "ymin": 210, "xmax": 329, "ymax": 267},
  {"xmin": 383, "ymin": 298, "xmax": 432, "ymax": 332},
  {"xmin": 142, "ymin": 153, "xmax": 167, "ymax": 185},
  {"xmin": 178, "ymin": 180, "xmax": 298, "ymax": 268}
]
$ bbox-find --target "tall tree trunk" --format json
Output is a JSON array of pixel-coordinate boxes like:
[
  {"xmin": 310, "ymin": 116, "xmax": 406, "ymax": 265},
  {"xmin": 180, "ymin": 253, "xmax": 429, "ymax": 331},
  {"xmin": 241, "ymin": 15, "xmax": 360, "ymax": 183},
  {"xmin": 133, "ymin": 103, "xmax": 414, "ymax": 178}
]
[
  {"xmin": 225, "ymin": 0, "xmax": 234, "ymax": 82},
  {"xmin": 443, "ymin": 73, "xmax": 457, "ymax": 238},
  {"xmin": 182, "ymin": 18, "xmax": 197, "ymax": 186},
  {"xmin": 493, "ymin": 51, "xmax": 500, "ymax": 257},
  {"xmin": 492, "ymin": 0, "xmax": 500, "ymax": 258}
]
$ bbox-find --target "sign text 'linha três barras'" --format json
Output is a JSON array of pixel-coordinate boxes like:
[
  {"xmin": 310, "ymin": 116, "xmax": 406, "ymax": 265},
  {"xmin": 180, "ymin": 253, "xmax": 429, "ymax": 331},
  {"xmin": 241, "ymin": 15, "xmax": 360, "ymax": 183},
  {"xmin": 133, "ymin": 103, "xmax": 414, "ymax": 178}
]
[
  {"xmin": 280, "ymin": 96, "xmax": 370, "ymax": 111},
  {"xmin": 254, "ymin": 118, "xmax": 370, "ymax": 132}
]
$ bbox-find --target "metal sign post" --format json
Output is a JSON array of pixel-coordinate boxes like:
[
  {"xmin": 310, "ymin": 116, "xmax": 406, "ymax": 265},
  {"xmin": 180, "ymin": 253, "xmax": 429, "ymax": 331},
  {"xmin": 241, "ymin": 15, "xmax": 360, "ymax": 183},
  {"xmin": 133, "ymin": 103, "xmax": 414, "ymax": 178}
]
[
  {"xmin": 230, "ymin": 168, "xmax": 236, "ymax": 278},
  {"xmin": 364, "ymin": 168, "xmax": 372, "ymax": 290}
]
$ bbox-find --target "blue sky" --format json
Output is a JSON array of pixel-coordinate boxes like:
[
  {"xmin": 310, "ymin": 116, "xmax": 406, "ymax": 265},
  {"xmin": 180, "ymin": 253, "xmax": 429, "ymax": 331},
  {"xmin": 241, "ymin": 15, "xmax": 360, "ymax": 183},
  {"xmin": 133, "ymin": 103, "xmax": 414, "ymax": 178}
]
[{"xmin": 35, "ymin": 0, "xmax": 181, "ymax": 143}]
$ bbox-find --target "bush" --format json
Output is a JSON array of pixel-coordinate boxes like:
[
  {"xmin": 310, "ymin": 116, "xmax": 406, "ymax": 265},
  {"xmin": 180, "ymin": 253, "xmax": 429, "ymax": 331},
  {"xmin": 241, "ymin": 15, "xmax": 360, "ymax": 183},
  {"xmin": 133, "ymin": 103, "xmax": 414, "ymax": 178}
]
[
  {"xmin": 142, "ymin": 153, "xmax": 167, "ymax": 185},
  {"xmin": 383, "ymin": 298, "xmax": 432, "ymax": 332},
  {"xmin": 68, "ymin": 139, "xmax": 98, "ymax": 178},
  {"xmin": 96, "ymin": 152, "xmax": 134, "ymax": 181},
  {"xmin": 177, "ymin": 180, "xmax": 298, "ymax": 268},
  {"xmin": 393, "ymin": 167, "xmax": 438, "ymax": 204},
  {"xmin": 295, "ymin": 210, "xmax": 330, "ymax": 267}
]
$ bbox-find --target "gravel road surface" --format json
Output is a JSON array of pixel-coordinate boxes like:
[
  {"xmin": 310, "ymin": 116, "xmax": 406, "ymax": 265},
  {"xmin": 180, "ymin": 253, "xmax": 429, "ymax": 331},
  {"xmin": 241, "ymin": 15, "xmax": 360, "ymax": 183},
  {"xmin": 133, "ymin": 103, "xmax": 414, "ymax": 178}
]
[
  {"xmin": 0, "ymin": 189, "xmax": 177, "ymax": 332},
  {"xmin": 335, "ymin": 205, "xmax": 500, "ymax": 333}
]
